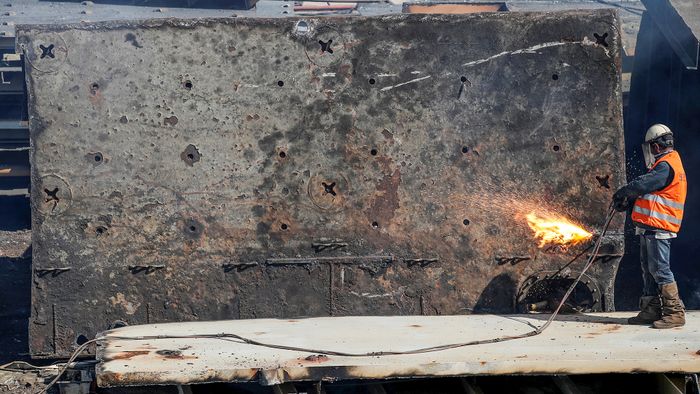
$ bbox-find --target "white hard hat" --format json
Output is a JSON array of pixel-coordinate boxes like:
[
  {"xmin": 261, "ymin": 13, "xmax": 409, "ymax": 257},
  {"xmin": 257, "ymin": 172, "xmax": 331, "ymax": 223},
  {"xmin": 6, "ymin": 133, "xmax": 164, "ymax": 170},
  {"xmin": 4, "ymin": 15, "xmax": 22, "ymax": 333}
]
[
  {"xmin": 642, "ymin": 124, "xmax": 673, "ymax": 169},
  {"xmin": 644, "ymin": 124, "xmax": 672, "ymax": 143}
]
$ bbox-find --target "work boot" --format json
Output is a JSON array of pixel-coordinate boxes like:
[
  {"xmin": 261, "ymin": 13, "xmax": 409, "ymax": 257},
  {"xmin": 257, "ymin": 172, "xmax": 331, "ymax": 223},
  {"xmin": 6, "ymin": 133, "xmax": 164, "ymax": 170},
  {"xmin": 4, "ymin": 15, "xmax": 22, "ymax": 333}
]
[
  {"xmin": 653, "ymin": 282, "xmax": 685, "ymax": 329},
  {"xmin": 627, "ymin": 296, "xmax": 661, "ymax": 325}
]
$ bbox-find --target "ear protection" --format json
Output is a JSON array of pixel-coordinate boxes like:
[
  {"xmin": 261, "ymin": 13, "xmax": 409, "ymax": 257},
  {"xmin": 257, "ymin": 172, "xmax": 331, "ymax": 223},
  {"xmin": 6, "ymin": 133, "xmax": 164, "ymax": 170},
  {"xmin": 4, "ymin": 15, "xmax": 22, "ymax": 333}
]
[{"xmin": 652, "ymin": 135, "xmax": 674, "ymax": 151}]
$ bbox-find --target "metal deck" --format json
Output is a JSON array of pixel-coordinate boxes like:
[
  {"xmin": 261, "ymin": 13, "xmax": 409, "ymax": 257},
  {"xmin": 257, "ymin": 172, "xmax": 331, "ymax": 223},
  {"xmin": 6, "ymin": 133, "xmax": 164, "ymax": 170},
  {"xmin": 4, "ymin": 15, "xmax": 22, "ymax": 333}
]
[{"xmin": 97, "ymin": 312, "xmax": 700, "ymax": 387}]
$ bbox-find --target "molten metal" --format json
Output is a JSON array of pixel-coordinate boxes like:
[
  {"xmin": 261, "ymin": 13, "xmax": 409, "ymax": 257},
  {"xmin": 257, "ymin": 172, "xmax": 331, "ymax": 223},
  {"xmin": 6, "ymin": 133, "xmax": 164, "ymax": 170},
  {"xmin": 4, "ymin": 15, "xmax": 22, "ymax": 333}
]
[{"xmin": 526, "ymin": 212, "xmax": 593, "ymax": 248}]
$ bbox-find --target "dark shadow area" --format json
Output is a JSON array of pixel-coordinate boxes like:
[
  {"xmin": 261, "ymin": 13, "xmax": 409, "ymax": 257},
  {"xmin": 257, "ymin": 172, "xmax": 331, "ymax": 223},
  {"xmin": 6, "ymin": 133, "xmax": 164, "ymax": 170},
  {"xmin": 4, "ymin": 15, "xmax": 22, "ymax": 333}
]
[
  {"xmin": 0, "ymin": 194, "xmax": 31, "ymax": 231},
  {"xmin": 41, "ymin": 0, "xmax": 257, "ymax": 10},
  {"xmin": 520, "ymin": 312, "xmax": 629, "ymax": 325},
  {"xmin": 473, "ymin": 273, "xmax": 516, "ymax": 313},
  {"xmin": 102, "ymin": 374, "xmax": 673, "ymax": 394},
  {"xmin": 617, "ymin": 11, "xmax": 700, "ymax": 310},
  {"xmin": 517, "ymin": 276, "xmax": 597, "ymax": 314},
  {"xmin": 0, "ymin": 245, "xmax": 31, "ymax": 363}
]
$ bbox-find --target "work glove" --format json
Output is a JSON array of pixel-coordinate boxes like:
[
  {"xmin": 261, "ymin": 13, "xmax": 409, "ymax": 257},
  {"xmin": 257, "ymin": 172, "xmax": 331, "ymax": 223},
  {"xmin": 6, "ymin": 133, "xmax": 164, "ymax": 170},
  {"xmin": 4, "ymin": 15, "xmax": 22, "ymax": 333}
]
[
  {"xmin": 613, "ymin": 197, "xmax": 631, "ymax": 212},
  {"xmin": 612, "ymin": 186, "xmax": 631, "ymax": 212}
]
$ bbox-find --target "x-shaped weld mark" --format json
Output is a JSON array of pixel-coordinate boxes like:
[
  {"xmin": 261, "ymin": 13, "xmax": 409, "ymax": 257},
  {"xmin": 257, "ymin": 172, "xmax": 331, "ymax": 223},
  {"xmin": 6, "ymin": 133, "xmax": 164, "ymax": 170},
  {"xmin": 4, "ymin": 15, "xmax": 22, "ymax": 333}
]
[{"xmin": 39, "ymin": 44, "xmax": 55, "ymax": 59}]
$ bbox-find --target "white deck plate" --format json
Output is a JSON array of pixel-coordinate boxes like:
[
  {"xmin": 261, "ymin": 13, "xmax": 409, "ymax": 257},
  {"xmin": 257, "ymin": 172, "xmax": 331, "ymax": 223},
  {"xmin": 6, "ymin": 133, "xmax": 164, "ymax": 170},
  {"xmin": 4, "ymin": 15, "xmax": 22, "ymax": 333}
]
[{"xmin": 96, "ymin": 312, "xmax": 700, "ymax": 387}]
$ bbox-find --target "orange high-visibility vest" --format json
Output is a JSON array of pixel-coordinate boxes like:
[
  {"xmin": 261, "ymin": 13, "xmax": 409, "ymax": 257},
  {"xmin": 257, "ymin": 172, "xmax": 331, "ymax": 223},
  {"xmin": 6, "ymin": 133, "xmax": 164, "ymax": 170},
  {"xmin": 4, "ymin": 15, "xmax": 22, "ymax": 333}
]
[{"xmin": 631, "ymin": 150, "xmax": 687, "ymax": 232}]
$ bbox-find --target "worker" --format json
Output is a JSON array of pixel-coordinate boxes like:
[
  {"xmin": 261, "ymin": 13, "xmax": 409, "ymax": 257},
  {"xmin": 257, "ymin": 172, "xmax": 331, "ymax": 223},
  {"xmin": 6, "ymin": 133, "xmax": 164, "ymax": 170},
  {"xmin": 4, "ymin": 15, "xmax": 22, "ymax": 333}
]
[{"xmin": 612, "ymin": 124, "xmax": 687, "ymax": 329}]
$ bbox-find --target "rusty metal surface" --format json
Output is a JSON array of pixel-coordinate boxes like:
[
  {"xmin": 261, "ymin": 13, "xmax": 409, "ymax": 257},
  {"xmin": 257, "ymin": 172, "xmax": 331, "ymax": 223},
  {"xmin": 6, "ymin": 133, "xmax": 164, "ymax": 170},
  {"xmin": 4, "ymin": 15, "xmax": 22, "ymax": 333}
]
[
  {"xmin": 19, "ymin": 10, "xmax": 625, "ymax": 358},
  {"xmin": 96, "ymin": 313, "xmax": 700, "ymax": 387}
]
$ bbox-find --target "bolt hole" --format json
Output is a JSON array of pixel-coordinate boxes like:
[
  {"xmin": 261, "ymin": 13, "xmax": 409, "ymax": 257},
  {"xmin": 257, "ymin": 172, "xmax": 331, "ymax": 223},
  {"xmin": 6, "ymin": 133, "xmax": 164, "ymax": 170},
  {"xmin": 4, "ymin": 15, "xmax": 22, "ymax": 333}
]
[
  {"xmin": 552, "ymin": 145, "xmax": 560, "ymax": 152},
  {"xmin": 281, "ymin": 223, "xmax": 288, "ymax": 230},
  {"xmin": 95, "ymin": 226, "xmax": 107, "ymax": 236},
  {"xmin": 461, "ymin": 146, "xmax": 469, "ymax": 154},
  {"xmin": 277, "ymin": 80, "xmax": 284, "ymax": 87},
  {"xmin": 181, "ymin": 144, "xmax": 201, "ymax": 166},
  {"xmin": 184, "ymin": 219, "xmax": 202, "ymax": 237},
  {"xmin": 460, "ymin": 76, "xmax": 467, "ymax": 83},
  {"xmin": 295, "ymin": 21, "xmax": 309, "ymax": 33},
  {"xmin": 463, "ymin": 219, "xmax": 470, "ymax": 226},
  {"xmin": 91, "ymin": 82, "xmax": 99, "ymax": 90},
  {"xmin": 371, "ymin": 221, "xmax": 379, "ymax": 228},
  {"xmin": 370, "ymin": 148, "xmax": 378, "ymax": 156},
  {"xmin": 368, "ymin": 78, "xmax": 376, "ymax": 85},
  {"xmin": 552, "ymin": 74, "xmax": 559, "ymax": 80},
  {"xmin": 76, "ymin": 334, "xmax": 88, "ymax": 345},
  {"xmin": 94, "ymin": 153, "xmax": 103, "ymax": 162},
  {"xmin": 184, "ymin": 80, "xmax": 193, "ymax": 89},
  {"xmin": 279, "ymin": 151, "xmax": 287, "ymax": 158}
]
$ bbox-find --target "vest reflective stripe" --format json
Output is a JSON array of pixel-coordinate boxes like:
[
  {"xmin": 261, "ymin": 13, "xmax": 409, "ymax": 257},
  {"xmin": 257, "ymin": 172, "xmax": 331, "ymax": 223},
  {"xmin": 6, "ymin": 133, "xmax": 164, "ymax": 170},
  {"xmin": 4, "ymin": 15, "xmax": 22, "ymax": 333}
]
[
  {"xmin": 637, "ymin": 194, "xmax": 684, "ymax": 211},
  {"xmin": 631, "ymin": 150, "xmax": 687, "ymax": 233},
  {"xmin": 632, "ymin": 206, "xmax": 683, "ymax": 225}
]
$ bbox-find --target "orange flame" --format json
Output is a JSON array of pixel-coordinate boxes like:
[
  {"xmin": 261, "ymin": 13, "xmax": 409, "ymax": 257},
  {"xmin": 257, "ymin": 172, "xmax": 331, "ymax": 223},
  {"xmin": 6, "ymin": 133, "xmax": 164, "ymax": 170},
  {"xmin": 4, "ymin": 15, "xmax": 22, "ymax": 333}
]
[{"xmin": 525, "ymin": 212, "xmax": 592, "ymax": 248}]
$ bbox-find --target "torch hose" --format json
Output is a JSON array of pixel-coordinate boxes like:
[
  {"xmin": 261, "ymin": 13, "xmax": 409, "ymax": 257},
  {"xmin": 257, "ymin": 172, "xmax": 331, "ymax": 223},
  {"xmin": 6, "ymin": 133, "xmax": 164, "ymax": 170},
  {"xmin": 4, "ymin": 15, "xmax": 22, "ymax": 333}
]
[{"xmin": 37, "ymin": 206, "xmax": 618, "ymax": 393}]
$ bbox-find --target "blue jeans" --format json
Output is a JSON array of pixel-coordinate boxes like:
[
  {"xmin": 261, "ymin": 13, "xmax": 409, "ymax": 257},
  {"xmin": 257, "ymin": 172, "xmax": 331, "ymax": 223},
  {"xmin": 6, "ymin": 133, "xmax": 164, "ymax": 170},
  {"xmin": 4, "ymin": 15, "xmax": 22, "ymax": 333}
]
[{"xmin": 639, "ymin": 234, "xmax": 675, "ymax": 296}]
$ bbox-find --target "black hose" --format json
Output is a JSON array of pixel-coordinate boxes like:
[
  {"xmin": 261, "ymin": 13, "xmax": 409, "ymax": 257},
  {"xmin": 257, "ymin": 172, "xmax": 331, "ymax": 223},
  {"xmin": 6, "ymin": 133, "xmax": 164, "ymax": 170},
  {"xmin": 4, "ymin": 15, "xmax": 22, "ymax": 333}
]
[{"xmin": 106, "ymin": 205, "xmax": 619, "ymax": 356}]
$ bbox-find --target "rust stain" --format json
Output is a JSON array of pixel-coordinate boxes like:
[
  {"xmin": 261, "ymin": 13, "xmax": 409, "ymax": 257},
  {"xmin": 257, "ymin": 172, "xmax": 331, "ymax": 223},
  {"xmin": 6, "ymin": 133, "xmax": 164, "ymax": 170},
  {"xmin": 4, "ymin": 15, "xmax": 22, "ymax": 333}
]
[
  {"xmin": 108, "ymin": 350, "xmax": 150, "ymax": 360},
  {"xmin": 338, "ymin": 63, "xmax": 352, "ymax": 81},
  {"xmin": 381, "ymin": 128, "xmax": 394, "ymax": 142},
  {"xmin": 605, "ymin": 324, "xmax": 622, "ymax": 331},
  {"xmin": 695, "ymin": 350, "xmax": 700, "ymax": 356},
  {"xmin": 88, "ymin": 86, "xmax": 104, "ymax": 107},
  {"xmin": 366, "ymin": 168, "xmax": 401, "ymax": 226},
  {"xmin": 409, "ymin": 324, "xmax": 421, "ymax": 328},
  {"xmin": 303, "ymin": 354, "xmax": 330, "ymax": 363},
  {"xmin": 97, "ymin": 371, "xmax": 123, "ymax": 386},
  {"xmin": 155, "ymin": 349, "xmax": 197, "ymax": 360}
]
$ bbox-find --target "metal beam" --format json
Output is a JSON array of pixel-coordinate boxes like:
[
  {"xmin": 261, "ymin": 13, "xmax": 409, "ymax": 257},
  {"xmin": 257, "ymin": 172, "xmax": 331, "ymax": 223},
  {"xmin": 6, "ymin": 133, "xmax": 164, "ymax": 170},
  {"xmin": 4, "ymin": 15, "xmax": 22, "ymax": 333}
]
[{"xmin": 642, "ymin": 0, "xmax": 700, "ymax": 70}]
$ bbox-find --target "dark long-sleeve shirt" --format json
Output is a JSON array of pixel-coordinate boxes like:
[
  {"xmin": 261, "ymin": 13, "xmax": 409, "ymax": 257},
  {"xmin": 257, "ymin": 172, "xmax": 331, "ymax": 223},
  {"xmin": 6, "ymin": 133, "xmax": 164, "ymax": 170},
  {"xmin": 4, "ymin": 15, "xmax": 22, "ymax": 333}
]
[
  {"xmin": 622, "ymin": 151, "xmax": 676, "ymax": 234},
  {"xmin": 622, "ymin": 161, "xmax": 674, "ymax": 199}
]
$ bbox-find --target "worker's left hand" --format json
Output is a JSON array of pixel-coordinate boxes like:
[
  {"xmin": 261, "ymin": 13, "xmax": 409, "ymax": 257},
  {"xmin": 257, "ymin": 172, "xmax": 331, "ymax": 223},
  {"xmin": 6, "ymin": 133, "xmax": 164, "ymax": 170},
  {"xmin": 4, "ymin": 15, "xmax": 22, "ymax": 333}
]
[
  {"xmin": 612, "ymin": 186, "xmax": 630, "ymax": 212},
  {"xmin": 613, "ymin": 197, "xmax": 630, "ymax": 212},
  {"xmin": 612, "ymin": 186, "xmax": 628, "ymax": 203}
]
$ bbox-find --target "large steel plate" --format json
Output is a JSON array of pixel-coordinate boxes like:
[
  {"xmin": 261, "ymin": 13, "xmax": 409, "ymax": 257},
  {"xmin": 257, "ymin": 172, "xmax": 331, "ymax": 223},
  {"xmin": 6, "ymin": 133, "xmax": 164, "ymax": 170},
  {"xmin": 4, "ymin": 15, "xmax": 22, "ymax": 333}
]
[{"xmin": 19, "ymin": 11, "xmax": 625, "ymax": 357}]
